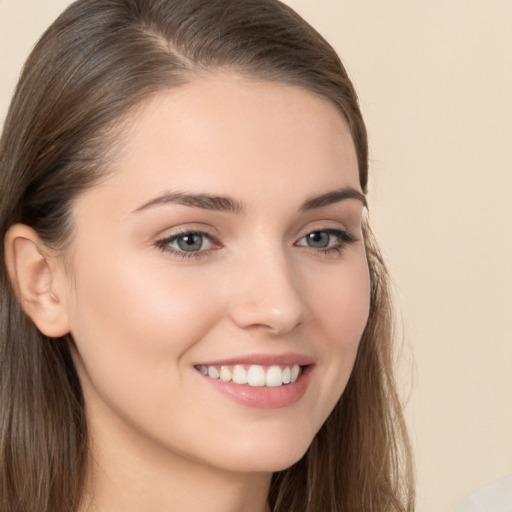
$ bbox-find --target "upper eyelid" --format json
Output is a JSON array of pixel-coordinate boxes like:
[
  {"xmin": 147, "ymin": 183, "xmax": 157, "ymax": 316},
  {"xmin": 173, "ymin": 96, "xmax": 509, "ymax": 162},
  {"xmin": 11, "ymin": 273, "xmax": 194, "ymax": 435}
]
[
  {"xmin": 158, "ymin": 230, "xmax": 219, "ymax": 245},
  {"xmin": 157, "ymin": 226, "xmax": 219, "ymax": 242},
  {"xmin": 293, "ymin": 222, "xmax": 354, "ymax": 240}
]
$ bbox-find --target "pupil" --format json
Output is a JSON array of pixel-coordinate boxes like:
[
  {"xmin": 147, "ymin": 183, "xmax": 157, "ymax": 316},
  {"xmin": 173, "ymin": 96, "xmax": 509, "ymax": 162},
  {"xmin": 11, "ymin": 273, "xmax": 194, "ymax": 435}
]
[
  {"xmin": 307, "ymin": 231, "xmax": 329, "ymax": 248},
  {"xmin": 178, "ymin": 234, "xmax": 202, "ymax": 252}
]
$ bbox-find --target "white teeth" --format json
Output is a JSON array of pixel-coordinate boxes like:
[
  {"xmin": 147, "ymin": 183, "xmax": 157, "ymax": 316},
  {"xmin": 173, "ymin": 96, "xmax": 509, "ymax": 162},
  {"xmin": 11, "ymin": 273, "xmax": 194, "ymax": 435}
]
[
  {"xmin": 197, "ymin": 363, "xmax": 303, "ymax": 387},
  {"xmin": 208, "ymin": 366, "xmax": 220, "ymax": 379},
  {"xmin": 247, "ymin": 365, "xmax": 266, "ymax": 386},
  {"xmin": 219, "ymin": 366, "xmax": 232, "ymax": 382},
  {"xmin": 265, "ymin": 366, "xmax": 283, "ymax": 387},
  {"xmin": 232, "ymin": 365, "xmax": 248, "ymax": 384}
]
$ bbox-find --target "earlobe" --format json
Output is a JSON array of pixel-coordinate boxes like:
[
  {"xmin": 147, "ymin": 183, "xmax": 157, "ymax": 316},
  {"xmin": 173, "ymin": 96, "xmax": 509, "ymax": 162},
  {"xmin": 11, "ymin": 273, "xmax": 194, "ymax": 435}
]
[{"xmin": 4, "ymin": 224, "xmax": 71, "ymax": 338}]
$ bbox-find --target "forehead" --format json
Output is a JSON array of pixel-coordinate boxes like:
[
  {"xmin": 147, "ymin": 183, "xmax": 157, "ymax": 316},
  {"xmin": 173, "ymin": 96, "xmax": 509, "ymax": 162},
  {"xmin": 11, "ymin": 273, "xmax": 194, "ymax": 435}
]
[{"xmin": 75, "ymin": 75, "xmax": 361, "ymax": 217}]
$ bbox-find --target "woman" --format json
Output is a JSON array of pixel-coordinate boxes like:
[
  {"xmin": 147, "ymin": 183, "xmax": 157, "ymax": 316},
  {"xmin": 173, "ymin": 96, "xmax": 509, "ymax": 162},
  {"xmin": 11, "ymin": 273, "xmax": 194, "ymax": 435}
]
[{"xmin": 0, "ymin": 0, "xmax": 414, "ymax": 511}]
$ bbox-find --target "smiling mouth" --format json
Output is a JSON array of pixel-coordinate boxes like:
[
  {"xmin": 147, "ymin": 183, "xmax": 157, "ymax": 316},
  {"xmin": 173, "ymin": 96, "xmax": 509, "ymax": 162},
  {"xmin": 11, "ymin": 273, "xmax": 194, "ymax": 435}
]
[{"xmin": 194, "ymin": 364, "xmax": 304, "ymax": 388}]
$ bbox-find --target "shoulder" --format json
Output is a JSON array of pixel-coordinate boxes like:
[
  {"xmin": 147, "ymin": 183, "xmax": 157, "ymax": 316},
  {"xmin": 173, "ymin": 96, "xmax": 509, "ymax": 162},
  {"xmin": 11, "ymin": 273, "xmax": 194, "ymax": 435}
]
[{"xmin": 455, "ymin": 474, "xmax": 512, "ymax": 512}]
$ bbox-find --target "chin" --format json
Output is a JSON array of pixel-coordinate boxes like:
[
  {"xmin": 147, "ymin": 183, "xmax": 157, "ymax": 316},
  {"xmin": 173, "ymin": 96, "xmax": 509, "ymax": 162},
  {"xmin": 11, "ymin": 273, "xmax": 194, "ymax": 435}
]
[{"xmin": 206, "ymin": 433, "xmax": 313, "ymax": 474}]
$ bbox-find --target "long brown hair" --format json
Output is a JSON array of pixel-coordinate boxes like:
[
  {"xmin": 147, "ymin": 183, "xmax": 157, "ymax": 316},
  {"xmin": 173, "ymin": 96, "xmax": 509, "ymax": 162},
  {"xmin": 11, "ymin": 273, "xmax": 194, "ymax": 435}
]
[{"xmin": 0, "ymin": 0, "xmax": 414, "ymax": 510}]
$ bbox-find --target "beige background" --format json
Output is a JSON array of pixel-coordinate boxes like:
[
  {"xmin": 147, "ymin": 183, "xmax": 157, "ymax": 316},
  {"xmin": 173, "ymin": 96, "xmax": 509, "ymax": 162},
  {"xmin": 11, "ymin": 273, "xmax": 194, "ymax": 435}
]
[{"xmin": 1, "ymin": 1, "xmax": 511, "ymax": 511}]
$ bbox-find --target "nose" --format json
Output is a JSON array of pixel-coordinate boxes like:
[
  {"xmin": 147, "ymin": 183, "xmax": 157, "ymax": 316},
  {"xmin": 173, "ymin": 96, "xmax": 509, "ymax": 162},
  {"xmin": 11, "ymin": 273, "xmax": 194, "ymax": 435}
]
[{"xmin": 227, "ymin": 248, "xmax": 312, "ymax": 335}]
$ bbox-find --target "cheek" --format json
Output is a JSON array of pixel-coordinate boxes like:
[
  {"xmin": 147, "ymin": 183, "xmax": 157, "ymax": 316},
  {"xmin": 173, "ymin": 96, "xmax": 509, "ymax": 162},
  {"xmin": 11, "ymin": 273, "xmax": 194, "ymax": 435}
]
[
  {"xmin": 65, "ymin": 250, "xmax": 233, "ymax": 450},
  {"xmin": 308, "ymin": 253, "xmax": 370, "ymax": 412},
  {"xmin": 313, "ymin": 253, "xmax": 370, "ymax": 343},
  {"xmin": 66, "ymin": 249, "xmax": 226, "ymax": 382}
]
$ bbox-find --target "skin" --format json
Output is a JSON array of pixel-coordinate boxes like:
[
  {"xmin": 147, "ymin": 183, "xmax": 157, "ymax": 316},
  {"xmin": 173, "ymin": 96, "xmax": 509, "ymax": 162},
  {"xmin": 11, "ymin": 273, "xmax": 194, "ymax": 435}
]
[{"xmin": 6, "ymin": 75, "xmax": 370, "ymax": 512}]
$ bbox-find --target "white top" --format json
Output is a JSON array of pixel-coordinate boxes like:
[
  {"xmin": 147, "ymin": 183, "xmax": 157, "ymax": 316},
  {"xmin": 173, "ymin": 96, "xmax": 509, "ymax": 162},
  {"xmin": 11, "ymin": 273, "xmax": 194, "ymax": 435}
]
[{"xmin": 455, "ymin": 475, "xmax": 512, "ymax": 512}]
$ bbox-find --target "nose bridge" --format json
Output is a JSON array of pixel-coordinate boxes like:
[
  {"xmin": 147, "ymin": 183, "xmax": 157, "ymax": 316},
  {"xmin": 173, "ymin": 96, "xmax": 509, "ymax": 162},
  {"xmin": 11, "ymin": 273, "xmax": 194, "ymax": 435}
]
[{"xmin": 228, "ymin": 238, "xmax": 310, "ymax": 334}]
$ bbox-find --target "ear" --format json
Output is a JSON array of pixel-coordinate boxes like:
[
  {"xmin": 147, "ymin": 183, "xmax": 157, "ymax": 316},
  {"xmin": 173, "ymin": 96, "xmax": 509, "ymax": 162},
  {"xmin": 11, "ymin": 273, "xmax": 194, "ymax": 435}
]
[{"xmin": 4, "ymin": 224, "xmax": 71, "ymax": 338}]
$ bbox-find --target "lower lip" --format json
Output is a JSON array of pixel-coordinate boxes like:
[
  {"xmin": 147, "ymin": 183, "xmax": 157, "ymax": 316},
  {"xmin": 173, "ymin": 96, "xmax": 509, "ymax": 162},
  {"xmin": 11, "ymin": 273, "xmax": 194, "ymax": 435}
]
[{"xmin": 197, "ymin": 365, "xmax": 313, "ymax": 409}]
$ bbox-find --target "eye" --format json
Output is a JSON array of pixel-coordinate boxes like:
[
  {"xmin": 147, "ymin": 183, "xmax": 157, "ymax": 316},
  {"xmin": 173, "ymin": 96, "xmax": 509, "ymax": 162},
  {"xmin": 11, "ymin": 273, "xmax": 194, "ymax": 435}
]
[
  {"xmin": 296, "ymin": 228, "xmax": 357, "ymax": 253},
  {"xmin": 156, "ymin": 230, "xmax": 218, "ymax": 258},
  {"xmin": 303, "ymin": 231, "xmax": 332, "ymax": 249},
  {"xmin": 173, "ymin": 233, "xmax": 208, "ymax": 252}
]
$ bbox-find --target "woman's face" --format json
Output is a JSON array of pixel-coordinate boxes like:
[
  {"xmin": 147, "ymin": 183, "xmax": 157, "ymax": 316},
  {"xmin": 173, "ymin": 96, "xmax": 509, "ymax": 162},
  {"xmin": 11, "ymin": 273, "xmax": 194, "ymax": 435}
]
[{"xmin": 63, "ymin": 75, "xmax": 370, "ymax": 473}]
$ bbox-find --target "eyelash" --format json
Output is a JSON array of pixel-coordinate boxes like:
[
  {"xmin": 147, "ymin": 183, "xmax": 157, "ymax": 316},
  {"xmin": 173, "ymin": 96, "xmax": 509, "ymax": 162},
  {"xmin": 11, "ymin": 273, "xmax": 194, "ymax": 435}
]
[
  {"xmin": 156, "ymin": 230, "xmax": 220, "ymax": 260},
  {"xmin": 156, "ymin": 228, "xmax": 358, "ymax": 260},
  {"xmin": 296, "ymin": 228, "xmax": 358, "ymax": 257}
]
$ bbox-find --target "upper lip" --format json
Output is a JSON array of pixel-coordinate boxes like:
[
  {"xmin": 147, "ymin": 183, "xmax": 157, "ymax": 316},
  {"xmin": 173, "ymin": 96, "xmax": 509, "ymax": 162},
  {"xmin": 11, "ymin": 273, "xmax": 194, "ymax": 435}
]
[{"xmin": 195, "ymin": 352, "xmax": 315, "ymax": 367}]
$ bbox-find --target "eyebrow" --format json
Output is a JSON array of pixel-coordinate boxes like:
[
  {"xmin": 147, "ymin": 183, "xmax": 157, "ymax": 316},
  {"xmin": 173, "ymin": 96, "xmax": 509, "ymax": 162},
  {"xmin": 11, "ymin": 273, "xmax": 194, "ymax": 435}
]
[
  {"xmin": 300, "ymin": 187, "xmax": 367, "ymax": 211},
  {"xmin": 132, "ymin": 187, "xmax": 366, "ymax": 215},
  {"xmin": 132, "ymin": 191, "xmax": 246, "ymax": 215}
]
